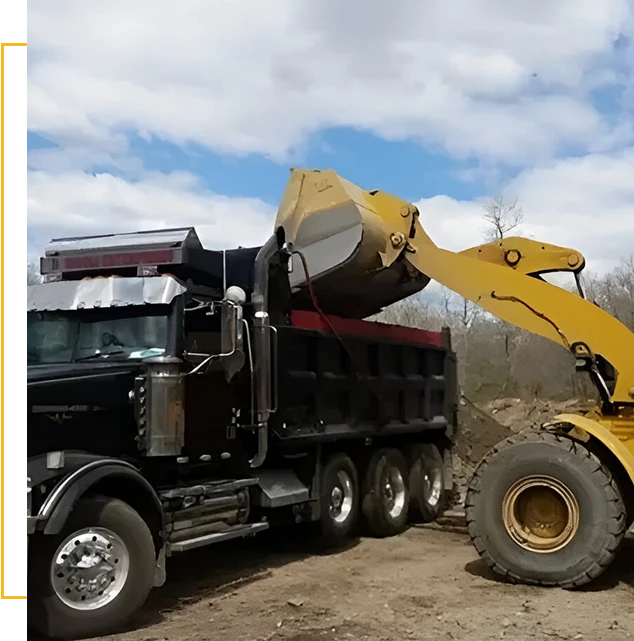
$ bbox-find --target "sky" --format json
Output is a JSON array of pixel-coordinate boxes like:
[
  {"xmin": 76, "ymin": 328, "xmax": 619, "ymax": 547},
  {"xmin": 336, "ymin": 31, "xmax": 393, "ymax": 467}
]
[{"xmin": 27, "ymin": 0, "xmax": 634, "ymax": 275}]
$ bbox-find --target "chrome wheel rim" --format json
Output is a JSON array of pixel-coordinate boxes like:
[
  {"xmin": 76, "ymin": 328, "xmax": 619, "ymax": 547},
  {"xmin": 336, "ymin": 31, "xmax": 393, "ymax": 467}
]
[
  {"xmin": 502, "ymin": 475, "xmax": 580, "ymax": 554},
  {"xmin": 51, "ymin": 527, "xmax": 130, "ymax": 610},
  {"xmin": 329, "ymin": 470, "xmax": 354, "ymax": 524},
  {"xmin": 421, "ymin": 459, "xmax": 443, "ymax": 508},
  {"xmin": 381, "ymin": 463, "xmax": 406, "ymax": 519}
]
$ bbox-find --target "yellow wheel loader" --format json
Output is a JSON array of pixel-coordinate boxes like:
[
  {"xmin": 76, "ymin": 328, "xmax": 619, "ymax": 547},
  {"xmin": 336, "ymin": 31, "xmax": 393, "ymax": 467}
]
[{"xmin": 275, "ymin": 168, "xmax": 634, "ymax": 588}]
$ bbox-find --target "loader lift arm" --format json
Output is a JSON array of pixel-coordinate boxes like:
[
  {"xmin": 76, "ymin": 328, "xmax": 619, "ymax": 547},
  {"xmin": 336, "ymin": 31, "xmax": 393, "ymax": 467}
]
[{"xmin": 404, "ymin": 220, "xmax": 634, "ymax": 407}]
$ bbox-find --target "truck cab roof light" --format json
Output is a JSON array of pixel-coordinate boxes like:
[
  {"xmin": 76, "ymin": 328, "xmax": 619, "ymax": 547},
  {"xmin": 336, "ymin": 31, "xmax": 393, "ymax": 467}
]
[{"xmin": 40, "ymin": 227, "xmax": 202, "ymax": 276}]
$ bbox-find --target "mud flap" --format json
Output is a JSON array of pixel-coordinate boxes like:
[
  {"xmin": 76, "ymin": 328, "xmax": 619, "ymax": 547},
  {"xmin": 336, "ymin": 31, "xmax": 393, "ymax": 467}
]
[
  {"xmin": 154, "ymin": 545, "xmax": 167, "ymax": 587},
  {"xmin": 443, "ymin": 447, "xmax": 454, "ymax": 492}
]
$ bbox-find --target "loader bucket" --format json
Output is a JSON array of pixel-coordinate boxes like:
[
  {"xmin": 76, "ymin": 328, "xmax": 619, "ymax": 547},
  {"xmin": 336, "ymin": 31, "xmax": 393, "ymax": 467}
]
[{"xmin": 275, "ymin": 168, "xmax": 430, "ymax": 318}]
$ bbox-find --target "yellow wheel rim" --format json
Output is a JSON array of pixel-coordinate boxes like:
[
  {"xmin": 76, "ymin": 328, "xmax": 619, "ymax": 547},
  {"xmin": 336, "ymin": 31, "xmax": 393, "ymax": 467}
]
[{"xmin": 502, "ymin": 475, "xmax": 580, "ymax": 553}]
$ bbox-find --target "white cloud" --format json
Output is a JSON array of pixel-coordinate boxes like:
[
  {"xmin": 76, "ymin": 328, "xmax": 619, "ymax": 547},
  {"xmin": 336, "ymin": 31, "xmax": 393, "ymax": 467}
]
[
  {"xmin": 417, "ymin": 149, "xmax": 634, "ymax": 273},
  {"xmin": 26, "ymin": 1, "xmax": 634, "ymax": 275},
  {"xmin": 27, "ymin": 0, "xmax": 632, "ymax": 164},
  {"xmin": 27, "ymin": 169, "xmax": 276, "ymax": 258}
]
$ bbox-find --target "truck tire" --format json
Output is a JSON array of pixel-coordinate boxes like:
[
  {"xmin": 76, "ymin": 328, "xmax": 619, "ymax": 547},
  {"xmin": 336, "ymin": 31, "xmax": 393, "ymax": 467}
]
[
  {"xmin": 320, "ymin": 453, "xmax": 360, "ymax": 546},
  {"xmin": 466, "ymin": 431, "xmax": 627, "ymax": 588},
  {"xmin": 408, "ymin": 443, "xmax": 446, "ymax": 523},
  {"xmin": 362, "ymin": 448, "xmax": 410, "ymax": 537},
  {"xmin": 28, "ymin": 495, "xmax": 156, "ymax": 640}
]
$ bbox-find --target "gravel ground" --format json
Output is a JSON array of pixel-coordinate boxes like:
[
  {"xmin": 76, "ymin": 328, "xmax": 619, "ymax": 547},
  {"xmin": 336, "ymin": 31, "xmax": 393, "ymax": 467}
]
[{"xmin": 88, "ymin": 525, "xmax": 633, "ymax": 641}]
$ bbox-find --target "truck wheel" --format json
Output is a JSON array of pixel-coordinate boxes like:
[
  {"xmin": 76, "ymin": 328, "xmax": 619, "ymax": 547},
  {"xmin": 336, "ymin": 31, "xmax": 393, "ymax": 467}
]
[
  {"xmin": 320, "ymin": 453, "xmax": 360, "ymax": 545},
  {"xmin": 408, "ymin": 443, "xmax": 446, "ymax": 523},
  {"xmin": 466, "ymin": 431, "xmax": 627, "ymax": 588},
  {"xmin": 362, "ymin": 448, "xmax": 410, "ymax": 537},
  {"xmin": 28, "ymin": 495, "xmax": 156, "ymax": 640}
]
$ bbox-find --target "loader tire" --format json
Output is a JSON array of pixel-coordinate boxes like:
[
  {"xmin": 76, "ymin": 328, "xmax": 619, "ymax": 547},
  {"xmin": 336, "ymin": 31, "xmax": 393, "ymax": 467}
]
[
  {"xmin": 28, "ymin": 495, "xmax": 156, "ymax": 640},
  {"xmin": 466, "ymin": 431, "xmax": 626, "ymax": 588}
]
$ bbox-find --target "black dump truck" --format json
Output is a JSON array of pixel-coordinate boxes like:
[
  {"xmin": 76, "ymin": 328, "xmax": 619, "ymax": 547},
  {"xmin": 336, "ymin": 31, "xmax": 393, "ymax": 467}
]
[{"xmin": 27, "ymin": 226, "xmax": 457, "ymax": 639}]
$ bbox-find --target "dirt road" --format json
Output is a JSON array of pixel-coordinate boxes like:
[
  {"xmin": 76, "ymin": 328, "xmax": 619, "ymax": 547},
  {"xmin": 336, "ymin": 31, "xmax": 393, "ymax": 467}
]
[{"xmin": 94, "ymin": 526, "xmax": 634, "ymax": 641}]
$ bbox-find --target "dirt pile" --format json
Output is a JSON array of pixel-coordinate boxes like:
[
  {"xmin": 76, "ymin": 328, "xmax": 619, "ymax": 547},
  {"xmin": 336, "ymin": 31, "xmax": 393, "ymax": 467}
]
[{"xmin": 451, "ymin": 397, "xmax": 595, "ymax": 506}]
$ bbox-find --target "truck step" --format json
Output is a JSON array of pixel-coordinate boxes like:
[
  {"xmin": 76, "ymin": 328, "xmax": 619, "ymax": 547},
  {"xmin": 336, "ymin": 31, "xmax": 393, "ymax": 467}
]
[
  {"xmin": 253, "ymin": 469, "xmax": 310, "ymax": 508},
  {"xmin": 168, "ymin": 521, "xmax": 269, "ymax": 553}
]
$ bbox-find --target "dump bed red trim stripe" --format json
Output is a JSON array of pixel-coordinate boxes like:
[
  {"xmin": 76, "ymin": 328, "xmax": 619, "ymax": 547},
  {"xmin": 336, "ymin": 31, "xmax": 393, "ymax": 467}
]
[{"xmin": 289, "ymin": 310, "xmax": 443, "ymax": 348}]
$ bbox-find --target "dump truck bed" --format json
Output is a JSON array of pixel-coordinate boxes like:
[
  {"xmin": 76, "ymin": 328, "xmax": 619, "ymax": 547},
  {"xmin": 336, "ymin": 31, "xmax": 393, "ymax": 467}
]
[{"xmin": 269, "ymin": 311, "xmax": 457, "ymax": 445}]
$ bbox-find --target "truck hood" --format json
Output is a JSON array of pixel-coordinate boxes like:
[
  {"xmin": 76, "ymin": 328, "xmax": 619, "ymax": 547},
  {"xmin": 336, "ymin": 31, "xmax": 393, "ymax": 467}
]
[{"xmin": 27, "ymin": 361, "xmax": 142, "ymax": 459}]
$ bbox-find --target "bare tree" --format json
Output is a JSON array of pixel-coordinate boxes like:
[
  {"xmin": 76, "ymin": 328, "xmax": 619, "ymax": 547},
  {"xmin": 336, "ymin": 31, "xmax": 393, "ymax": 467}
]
[
  {"xmin": 613, "ymin": 254, "xmax": 634, "ymax": 331},
  {"xmin": 27, "ymin": 261, "xmax": 42, "ymax": 285},
  {"xmin": 441, "ymin": 289, "xmax": 480, "ymax": 330},
  {"xmin": 482, "ymin": 196, "xmax": 524, "ymax": 241},
  {"xmin": 479, "ymin": 196, "xmax": 524, "ymax": 396},
  {"xmin": 582, "ymin": 256, "xmax": 634, "ymax": 331},
  {"xmin": 372, "ymin": 294, "xmax": 441, "ymax": 331}
]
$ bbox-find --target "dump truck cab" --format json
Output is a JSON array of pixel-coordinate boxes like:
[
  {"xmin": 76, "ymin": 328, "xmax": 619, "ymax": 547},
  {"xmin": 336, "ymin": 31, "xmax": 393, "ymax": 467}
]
[{"xmin": 27, "ymin": 228, "xmax": 263, "ymax": 475}]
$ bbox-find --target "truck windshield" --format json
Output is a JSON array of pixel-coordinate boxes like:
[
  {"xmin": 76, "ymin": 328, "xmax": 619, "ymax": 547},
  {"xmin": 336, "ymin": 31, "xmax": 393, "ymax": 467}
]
[{"xmin": 27, "ymin": 307, "xmax": 170, "ymax": 365}]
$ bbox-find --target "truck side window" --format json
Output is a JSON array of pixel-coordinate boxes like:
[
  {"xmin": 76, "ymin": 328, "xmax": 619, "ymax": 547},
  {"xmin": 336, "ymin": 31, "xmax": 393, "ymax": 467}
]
[
  {"xmin": 184, "ymin": 303, "xmax": 222, "ymax": 356},
  {"xmin": 27, "ymin": 313, "xmax": 74, "ymax": 364}
]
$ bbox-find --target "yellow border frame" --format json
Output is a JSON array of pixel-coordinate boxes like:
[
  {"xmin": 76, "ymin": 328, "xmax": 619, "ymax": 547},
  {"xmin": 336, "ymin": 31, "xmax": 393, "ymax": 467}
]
[{"xmin": 1, "ymin": 41, "xmax": 28, "ymax": 600}]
